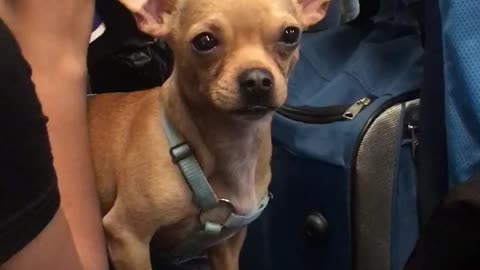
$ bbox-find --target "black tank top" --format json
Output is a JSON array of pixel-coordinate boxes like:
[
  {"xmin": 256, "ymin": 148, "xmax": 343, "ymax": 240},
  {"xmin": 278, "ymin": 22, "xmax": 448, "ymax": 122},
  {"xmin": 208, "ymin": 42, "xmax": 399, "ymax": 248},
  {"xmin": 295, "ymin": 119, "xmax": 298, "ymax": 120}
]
[{"xmin": 0, "ymin": 18, "xmax": 60, "ymax": 264}]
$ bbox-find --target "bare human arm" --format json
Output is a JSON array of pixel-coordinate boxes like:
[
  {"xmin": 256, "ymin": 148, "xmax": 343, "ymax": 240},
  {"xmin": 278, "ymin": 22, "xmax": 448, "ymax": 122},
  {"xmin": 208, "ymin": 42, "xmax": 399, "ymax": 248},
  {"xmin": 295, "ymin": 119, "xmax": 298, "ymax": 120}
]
[{"xmin": 0, "ymin": 1, "xmax": 109, "ymax": 269}]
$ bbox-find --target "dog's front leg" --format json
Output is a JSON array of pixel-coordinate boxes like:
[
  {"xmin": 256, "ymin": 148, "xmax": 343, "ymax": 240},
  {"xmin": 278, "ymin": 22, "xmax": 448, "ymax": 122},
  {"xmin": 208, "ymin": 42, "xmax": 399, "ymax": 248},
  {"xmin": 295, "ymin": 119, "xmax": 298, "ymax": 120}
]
[
  {"xmin": 208, "ymin": 229, "xmax": 247, "ymax": 270},
  {"xmin": 103, "ymin": 202, "xmax": 153, "ymax": 270}
]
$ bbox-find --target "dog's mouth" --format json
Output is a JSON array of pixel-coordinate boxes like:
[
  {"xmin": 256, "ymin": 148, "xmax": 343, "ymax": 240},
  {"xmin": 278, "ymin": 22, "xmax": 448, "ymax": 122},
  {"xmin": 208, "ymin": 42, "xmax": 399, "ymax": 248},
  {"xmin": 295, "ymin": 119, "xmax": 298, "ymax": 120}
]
[{"xmin": 232, "ymin": 105, "xmax": 277, "ymax": 116}]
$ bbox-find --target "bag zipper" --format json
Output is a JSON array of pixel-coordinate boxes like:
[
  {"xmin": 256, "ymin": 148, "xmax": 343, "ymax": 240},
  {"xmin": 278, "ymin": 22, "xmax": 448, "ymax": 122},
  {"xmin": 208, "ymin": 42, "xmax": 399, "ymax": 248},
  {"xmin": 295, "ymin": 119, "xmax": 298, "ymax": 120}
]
[
  {"xmin": 350, "ymin": 91, "xmax": 420, "ymax": 183},
  {"xmin": 407, "ymin": 122, "xmax": 420, "ymax": 159},
  {"xmin": 277, "ymin": 97, "xmax": 372, "ymax": 124},
  {"xmin": 343, "ymin": 97, "xmax": 372, "ymax": 120}
]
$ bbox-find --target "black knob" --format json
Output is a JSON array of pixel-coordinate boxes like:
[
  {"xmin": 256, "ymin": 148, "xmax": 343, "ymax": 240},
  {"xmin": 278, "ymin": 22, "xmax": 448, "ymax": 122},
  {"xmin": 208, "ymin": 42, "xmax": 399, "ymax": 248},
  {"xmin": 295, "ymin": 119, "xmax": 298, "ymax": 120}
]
[{"xmin": 305, "ymin": 212, "xmax": 329, "ymax": 242}]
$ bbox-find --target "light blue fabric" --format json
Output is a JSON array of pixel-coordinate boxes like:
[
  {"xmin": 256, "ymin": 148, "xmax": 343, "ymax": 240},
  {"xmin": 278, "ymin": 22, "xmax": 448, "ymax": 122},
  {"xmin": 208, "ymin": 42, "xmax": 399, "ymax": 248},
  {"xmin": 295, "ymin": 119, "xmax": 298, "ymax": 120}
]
[{"xmin": 439, "ymin": 1, "xmax": 480, "ymax": 185}]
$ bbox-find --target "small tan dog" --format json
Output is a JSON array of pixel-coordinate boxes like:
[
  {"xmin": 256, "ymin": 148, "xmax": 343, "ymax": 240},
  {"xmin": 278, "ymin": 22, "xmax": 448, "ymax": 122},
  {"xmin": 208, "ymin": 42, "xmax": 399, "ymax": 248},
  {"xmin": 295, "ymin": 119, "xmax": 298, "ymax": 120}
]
[{"xmin": 87, "ymin": 0, "xmax": 329, "ymax": 269}]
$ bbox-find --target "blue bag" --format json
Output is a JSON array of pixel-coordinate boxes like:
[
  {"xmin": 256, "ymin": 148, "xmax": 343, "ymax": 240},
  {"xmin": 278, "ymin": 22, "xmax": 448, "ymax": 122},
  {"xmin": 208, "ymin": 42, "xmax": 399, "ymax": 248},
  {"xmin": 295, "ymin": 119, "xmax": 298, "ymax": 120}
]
[{"xmin": 240, "ymin": 3, "xmax": 425, "ymax": 270}]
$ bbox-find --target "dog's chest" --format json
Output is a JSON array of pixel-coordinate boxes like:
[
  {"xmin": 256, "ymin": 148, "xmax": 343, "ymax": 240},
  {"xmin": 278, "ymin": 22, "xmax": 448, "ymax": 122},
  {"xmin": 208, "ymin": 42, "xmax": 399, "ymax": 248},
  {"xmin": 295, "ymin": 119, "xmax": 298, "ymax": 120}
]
[
  {"xmin": 151, "ymin": 210, "xmax": 240, "ymax": 259},
  {"xmin": 152, "ymin": 212, "xmax": 200, "ymax": 248}
]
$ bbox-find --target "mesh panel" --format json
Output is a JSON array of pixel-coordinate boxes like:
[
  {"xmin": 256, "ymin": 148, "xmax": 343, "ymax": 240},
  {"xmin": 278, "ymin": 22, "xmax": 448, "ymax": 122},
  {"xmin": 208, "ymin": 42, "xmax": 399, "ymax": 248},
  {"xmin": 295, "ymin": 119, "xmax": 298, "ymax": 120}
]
[{"xmin": 353, "ymin": 103, "xmax": 403, "ymax": 270}]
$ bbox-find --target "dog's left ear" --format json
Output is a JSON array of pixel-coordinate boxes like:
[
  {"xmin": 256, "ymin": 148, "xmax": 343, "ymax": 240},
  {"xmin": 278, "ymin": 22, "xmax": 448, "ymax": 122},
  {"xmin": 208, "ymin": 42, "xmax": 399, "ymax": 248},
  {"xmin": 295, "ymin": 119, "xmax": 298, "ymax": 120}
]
[
  {"xmin": 119, "ymin": 0, "xmax": 173, "ymax": 37},
  {"xmin": 295, "ymin": 0, "xmax": 330, "ymax": 28}
]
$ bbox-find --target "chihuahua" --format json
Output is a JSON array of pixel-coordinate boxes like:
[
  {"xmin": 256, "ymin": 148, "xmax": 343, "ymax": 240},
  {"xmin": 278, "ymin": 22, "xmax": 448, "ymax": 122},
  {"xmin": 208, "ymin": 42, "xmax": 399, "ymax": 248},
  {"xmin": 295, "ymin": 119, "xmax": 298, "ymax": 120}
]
[{"xmin": 87, "ymin": 0, "xmax": 329, "ymax": 269}]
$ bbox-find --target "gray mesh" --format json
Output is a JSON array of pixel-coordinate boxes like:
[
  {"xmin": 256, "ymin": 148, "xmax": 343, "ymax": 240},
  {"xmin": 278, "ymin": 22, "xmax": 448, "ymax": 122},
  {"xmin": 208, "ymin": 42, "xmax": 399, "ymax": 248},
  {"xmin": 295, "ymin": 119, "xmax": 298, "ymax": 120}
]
[{"xmin": 353, "ymin": 103, "xmax": 404, "ymax": 270}]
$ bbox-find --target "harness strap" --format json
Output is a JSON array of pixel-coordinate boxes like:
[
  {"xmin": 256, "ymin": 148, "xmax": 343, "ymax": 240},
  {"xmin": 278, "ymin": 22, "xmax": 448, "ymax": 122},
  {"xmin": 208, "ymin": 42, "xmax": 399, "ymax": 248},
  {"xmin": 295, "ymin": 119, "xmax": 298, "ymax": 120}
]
[
  {"xmin": 161, "ymin": 111, "xmax": 271, "ymax": 258},
  {"xmin": 161, "ymin": 113, "xmax": 218, "ymax": 210},
  {"xmin": 171, "ymin": 193, "xmax": 271, "ymax": 257},
  {"xmin": 224, "ymin": 193, "xmax": 270, "ymax": 228}
]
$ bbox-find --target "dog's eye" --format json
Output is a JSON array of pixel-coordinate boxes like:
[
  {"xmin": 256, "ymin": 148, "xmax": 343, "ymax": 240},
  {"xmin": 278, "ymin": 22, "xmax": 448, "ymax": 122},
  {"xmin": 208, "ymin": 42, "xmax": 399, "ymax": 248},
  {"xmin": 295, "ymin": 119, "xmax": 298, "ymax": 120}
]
[
  {"xmin": 191, "ymin": 32, "xmax": 218, "ymax": 53},
  {"xmin": 279, "ymin": 26, "xmax": 301, "ymax": 46}
]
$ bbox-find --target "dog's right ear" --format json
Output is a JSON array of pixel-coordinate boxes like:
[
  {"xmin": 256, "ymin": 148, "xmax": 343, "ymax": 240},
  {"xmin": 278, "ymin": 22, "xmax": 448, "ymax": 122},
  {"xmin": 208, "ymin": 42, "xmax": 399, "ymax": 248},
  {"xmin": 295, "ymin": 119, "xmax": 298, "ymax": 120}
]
[{"xmin": 118, "ymin": 0, "xmax": 173, "ymax": 37}]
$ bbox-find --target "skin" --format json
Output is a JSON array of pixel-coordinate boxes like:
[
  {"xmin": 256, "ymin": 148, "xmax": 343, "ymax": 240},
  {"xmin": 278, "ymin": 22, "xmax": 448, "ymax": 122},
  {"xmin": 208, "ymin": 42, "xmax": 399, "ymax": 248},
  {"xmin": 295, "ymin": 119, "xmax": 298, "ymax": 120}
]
[
  {"xmin": 0, "ymin": 1, "xmax": 109, "ymax": 270},
  {"xmin": 88, "ymin": 0, "xmax": 329, "ymax": 270}
]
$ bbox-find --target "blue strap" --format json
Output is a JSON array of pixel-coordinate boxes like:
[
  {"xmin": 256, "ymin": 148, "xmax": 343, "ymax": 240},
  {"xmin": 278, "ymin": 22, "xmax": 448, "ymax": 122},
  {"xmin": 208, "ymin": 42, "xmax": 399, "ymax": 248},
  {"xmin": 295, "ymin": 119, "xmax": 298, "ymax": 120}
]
[
  {"xmin": 161, "ymin": 113, "xmax": 218, "ymax": 210},
  {"xmin": 171, "ymin": 194, "xmax": 271, "ymax": 257},
  {"xmin": 161, "ymin": 112, "xmax": 271, "ymax": 258},
  {"xmin": 224, "ymin": 193, "xmax": 270, "ymax": 228}
]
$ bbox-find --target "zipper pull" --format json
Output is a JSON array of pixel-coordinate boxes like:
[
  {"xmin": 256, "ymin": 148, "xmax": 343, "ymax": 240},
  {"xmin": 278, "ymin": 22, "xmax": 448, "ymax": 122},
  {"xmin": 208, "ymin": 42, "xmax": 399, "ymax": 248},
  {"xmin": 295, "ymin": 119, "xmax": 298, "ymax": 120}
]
[
  {"xmin": 408, "ymin": 123, "xmax": 420, "ymax": 159},
  {"xmin": 343, "ymin": 97, "xmax": 371, "ymax": 120}
]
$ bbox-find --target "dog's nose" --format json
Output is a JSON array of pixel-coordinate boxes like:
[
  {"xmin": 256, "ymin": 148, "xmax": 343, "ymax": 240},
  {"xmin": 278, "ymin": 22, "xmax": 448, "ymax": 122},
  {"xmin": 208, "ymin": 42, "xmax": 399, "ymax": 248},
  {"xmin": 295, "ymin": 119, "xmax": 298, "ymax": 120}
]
[{"xmin": 238, "ymin": 68, "xmax": 274, "ymax": 97}]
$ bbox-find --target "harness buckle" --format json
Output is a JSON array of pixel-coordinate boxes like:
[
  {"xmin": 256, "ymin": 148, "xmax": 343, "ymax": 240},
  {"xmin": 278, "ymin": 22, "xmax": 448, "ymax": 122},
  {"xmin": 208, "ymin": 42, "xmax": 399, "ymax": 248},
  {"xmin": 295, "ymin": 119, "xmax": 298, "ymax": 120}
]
[{"xmin": 170, "ymin": 143, "xmax": 194, "ymax": 164}]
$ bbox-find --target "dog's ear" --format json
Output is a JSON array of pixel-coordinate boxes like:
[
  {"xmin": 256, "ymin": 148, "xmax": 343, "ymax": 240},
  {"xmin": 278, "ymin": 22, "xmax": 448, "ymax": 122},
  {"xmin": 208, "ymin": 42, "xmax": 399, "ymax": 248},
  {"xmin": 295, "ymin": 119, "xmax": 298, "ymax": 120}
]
[
  {"xmin": 118, "ymin": 0, "xmax": 173, "ymax": 37},
  {"xmin": 295, "ymin": 0, "xmax": 330, "ymax": 28}
]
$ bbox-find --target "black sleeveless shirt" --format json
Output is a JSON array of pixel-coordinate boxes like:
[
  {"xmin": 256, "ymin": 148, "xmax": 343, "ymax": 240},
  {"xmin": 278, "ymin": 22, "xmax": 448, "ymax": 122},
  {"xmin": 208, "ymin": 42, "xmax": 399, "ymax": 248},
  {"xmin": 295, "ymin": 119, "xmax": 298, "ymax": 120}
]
[{"xmin": 0, "ymin": 19, "xmax": 60, "ymax": 264}]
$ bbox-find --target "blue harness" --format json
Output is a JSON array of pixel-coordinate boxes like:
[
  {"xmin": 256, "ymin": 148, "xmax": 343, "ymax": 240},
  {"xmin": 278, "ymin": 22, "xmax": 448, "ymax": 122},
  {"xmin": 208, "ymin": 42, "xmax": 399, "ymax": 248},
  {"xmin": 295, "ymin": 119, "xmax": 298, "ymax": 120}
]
[{"xmin": 160, "ymin": 112, "xmax": 271, "ymax": 258}]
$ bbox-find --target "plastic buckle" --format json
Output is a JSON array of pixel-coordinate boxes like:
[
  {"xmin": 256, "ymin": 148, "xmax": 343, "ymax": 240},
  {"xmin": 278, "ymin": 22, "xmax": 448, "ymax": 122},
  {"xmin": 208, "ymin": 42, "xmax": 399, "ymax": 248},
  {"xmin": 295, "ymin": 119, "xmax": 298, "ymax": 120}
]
[{"xmin": 170, "ymin": 143, "xmax": 193, "ymax": 164}]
